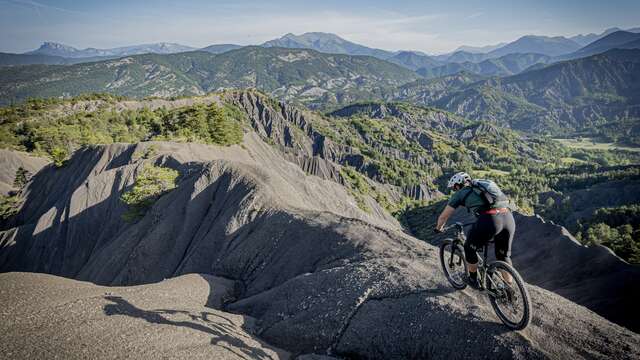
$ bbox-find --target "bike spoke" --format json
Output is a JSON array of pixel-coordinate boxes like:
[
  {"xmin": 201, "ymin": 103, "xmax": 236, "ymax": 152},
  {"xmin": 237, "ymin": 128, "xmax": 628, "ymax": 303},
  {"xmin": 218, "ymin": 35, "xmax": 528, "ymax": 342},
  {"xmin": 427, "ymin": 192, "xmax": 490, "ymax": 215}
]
[{"xmin": 490, "ymin": 271, "xmax": 524, "ymax": 323}]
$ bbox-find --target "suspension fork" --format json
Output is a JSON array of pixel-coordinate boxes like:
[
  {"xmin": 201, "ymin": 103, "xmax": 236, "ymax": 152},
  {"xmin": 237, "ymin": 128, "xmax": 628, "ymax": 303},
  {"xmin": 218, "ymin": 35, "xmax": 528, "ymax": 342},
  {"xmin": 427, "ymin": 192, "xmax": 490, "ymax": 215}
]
[{"xmin": 449, "ymin": 238, "xmax": 464, "ymax": 268}]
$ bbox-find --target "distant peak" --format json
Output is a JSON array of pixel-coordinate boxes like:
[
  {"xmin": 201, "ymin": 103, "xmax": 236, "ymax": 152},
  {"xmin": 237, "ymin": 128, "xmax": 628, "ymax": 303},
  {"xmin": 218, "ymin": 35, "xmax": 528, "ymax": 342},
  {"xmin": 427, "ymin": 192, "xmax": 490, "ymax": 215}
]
[
  {"xmin": 40, "ymin": 41, "xmax": 75, "ymax": 49},
  {"xmin": 281, "ymin": 32, "xmax": 342, "ymax": 39}
]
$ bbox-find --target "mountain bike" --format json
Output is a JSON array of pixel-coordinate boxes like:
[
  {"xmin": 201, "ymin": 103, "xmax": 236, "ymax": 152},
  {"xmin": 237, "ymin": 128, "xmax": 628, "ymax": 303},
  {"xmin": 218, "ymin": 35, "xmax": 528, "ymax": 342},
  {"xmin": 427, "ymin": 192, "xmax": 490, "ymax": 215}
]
[{"xmin": 438, "ymin": 222, "xmax": 531, "ymax": 330}]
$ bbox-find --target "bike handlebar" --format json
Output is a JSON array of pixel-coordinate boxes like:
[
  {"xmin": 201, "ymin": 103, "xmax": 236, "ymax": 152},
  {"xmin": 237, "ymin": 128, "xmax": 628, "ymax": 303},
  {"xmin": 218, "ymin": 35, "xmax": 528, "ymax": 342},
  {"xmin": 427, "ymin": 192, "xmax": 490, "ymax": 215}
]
[{"xmin": 440, "ymin": 221, "xmax": 474, "ymax": 233}]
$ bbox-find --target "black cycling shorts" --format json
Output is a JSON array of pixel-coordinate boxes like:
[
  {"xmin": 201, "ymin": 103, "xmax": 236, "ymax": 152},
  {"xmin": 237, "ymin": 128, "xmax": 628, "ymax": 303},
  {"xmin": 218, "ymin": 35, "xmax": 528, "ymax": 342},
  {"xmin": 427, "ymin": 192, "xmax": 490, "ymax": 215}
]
[{"xmin": 464, "ymin": 211, "xmax": 515, "ymax": 265}]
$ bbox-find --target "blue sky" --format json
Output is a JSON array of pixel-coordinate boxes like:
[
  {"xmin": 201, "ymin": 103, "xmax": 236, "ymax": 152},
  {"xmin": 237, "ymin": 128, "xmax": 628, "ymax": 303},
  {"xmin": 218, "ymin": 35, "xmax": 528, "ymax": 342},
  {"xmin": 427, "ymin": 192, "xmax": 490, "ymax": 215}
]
[{"xmin": 1, "ymin": 0, "xmax": 639, "ymax": 54}]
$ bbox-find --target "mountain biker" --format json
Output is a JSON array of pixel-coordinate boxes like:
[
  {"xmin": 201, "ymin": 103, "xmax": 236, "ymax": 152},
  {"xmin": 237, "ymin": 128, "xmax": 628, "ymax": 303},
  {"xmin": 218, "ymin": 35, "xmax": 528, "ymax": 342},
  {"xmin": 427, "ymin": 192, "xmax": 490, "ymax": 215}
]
[{"xmin": 435, "ymin": 172, "xmax": 515, "ymax": 290}]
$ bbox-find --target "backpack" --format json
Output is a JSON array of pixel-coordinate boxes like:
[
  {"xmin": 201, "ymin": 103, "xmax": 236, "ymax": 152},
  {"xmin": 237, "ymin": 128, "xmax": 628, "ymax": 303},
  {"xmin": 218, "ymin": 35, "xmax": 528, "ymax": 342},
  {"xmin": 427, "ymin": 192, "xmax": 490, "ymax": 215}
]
[{"xmin": 462, "ymin": 179, "xmax": 508, "ymax": 209}]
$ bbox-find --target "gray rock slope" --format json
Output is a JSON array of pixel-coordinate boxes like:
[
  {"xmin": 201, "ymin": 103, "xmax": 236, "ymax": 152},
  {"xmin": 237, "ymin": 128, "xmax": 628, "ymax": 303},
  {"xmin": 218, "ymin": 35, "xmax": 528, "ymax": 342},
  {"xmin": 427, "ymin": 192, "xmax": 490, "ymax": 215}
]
[
  {"xmin": 1, "ymin": 133, "xmax": 639, "ymax": 358},
  {"xmin": 513, "ymin": 214, "xmax": 640, "ymax": 333},
  {"xmin": 0, "ymin": 149, "xmax": 49, "ymax": 195},
  {"xmin": 0, "ymin": 272, "xmax": 289, "ymax": 359}
]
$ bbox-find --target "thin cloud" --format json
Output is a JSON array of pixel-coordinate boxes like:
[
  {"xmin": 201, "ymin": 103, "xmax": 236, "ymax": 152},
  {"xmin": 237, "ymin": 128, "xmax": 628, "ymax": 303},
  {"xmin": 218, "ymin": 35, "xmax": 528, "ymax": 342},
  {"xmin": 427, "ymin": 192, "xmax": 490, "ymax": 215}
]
[
  {"xmin": 1, "ymin": 0, "xmax": 86, "ymax": 15},
  {"xmin": 465, "ymin": 12, "xmax": 484, "ymax": 20}
]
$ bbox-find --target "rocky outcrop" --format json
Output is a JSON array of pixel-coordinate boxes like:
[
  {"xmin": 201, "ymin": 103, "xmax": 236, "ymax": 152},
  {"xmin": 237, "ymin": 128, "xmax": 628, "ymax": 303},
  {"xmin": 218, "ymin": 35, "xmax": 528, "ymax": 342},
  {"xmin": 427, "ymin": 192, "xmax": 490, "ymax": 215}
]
[
  {"xmin": 228, "ymin": 91, "xmax": 448, "ymax": 201},
  {"xmin": 228, "ymin": 91, "xmax": 442, "ymax": 202},
  {"xmin": 328, "ymin": 102, "xmax": 464, "ymax": 133},
  {"xmin": 1, "ymin": 136, "xmax": 639, "ymax": 358},
  {"xmin": 402, "ymin": 183, "xmax": 442, "ymax": 202}
]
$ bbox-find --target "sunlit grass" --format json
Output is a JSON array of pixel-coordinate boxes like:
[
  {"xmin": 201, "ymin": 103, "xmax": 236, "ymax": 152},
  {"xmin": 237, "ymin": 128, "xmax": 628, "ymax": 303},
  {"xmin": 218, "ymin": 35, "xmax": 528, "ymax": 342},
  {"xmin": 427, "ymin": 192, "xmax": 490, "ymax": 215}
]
[{"xmin": 553, "ymin": 138, "xmax": 640, "ymax": 152}]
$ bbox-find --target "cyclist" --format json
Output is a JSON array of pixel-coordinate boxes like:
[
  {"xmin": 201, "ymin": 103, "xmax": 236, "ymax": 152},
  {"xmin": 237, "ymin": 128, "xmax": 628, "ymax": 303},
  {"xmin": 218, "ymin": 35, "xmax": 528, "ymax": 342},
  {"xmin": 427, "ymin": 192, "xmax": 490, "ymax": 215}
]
[{"xmin": 435, "ymin": 172, "xmax": 515, "ymax": 290}]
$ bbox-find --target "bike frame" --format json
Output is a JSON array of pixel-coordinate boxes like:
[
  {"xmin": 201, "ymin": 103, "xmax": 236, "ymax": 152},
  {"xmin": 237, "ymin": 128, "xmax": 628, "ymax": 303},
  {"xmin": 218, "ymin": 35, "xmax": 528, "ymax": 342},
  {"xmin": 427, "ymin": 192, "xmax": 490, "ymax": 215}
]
[{"xmin": 449, "ymin": 223, "xmax": 503, "ymax": 298}]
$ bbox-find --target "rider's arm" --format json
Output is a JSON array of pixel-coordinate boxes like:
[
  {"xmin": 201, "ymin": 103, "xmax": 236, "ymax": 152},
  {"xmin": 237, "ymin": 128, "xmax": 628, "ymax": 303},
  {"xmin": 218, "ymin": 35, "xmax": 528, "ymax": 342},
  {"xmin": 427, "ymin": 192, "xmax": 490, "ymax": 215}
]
[{"xmin": 436, "ymin": 205, "xmax": 456, "ymax": 231}]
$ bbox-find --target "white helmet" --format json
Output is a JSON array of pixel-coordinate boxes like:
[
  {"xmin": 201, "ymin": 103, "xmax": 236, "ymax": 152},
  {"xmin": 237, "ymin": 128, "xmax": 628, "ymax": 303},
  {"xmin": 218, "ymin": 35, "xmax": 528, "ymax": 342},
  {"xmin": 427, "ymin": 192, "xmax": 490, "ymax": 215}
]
[{"xmin": 447, "ymin": 172, "xmax": 471, "ymax": 189}]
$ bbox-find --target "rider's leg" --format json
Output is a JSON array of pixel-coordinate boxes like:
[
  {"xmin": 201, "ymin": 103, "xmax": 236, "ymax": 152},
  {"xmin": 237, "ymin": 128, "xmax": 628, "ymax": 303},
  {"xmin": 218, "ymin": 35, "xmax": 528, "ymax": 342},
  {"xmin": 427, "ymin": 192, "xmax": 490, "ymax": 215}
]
[
  {"xmin": 463, "ymin": 241, "xmax": 479, "ymax": 276},
  {"xmin": 494, "ymin": 212, "xmax": 516, "ymax": 285},
  {"xmin": 465, "ymin": 215, "xmax": 495, "ymax": 280}
]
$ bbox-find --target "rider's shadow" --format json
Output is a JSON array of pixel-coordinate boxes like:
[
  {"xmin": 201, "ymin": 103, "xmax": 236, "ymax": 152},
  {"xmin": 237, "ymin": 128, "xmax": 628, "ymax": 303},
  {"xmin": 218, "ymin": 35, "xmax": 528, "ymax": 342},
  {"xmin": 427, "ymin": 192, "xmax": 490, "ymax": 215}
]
[{"xmin": 102, "ymin": 295, "xmax": 277, "ymax": 360}]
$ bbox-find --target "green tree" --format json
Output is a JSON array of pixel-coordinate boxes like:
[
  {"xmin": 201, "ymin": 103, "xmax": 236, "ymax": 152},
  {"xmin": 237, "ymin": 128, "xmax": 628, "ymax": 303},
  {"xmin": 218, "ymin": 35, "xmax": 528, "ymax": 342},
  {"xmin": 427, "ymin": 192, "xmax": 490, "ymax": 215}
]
[
  {"xmin": 207, "ymin": 104, "xmax": 243, "ymax": 145},
  {"xmin": 13, "ymin": 167, "xmax": 30, "ymax": 189}
]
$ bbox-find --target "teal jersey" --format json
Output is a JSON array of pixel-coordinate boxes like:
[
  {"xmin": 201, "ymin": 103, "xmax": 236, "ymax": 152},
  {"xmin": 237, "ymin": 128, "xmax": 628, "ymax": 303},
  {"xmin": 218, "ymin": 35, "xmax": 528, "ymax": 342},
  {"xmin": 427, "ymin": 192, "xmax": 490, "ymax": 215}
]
[{"xmin": 447, "ymin": 186, "xmax": 489, "ymax": 214}]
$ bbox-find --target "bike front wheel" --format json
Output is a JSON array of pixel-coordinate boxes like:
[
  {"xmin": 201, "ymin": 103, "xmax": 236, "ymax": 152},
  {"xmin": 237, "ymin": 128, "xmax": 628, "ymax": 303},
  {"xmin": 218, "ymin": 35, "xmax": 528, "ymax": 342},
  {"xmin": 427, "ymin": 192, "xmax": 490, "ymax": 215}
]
[
  {"xmin": 486, "ymin": 261, "xmax": 532, "ymax": 330},
  {"xmin": 439, "ymin": 239, "xmax": 468, "ymax": 290}
]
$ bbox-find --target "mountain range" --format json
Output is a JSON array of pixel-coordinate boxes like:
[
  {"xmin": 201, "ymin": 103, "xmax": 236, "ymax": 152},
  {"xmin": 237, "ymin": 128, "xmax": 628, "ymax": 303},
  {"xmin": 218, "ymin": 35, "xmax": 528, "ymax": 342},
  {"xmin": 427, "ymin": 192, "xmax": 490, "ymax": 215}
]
[
  {"xmin": 4, "ymin": 27, "xmax": 638, "ymax": 79},
  {"xmin": 417, "ymin": 49, "xmax": 640, "ymax": 133},
  {"xmin": 2, "ymin": 44, "xmax": 639, "ymax": 139},
  {"xmin": 2, "ymin": 28, "xmax": 640, "ymax": 139},
  {"xmin": 11, "ymin": 25, "xmax": 639, "ymax": 68},
  {"xmin": 0, "ymin": 46, "xmax": 419, "ymax": 109}
]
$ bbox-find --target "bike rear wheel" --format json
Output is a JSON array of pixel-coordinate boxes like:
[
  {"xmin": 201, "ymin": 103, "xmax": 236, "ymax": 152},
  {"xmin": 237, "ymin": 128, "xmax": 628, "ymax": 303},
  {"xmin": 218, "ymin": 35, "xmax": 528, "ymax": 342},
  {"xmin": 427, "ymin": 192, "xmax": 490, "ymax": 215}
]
[
  {"xmin": 439, "ymin": 239, "xmax": 468, "ymax": 290},
  {"xmin": 486, "ymin": 261, "xmax": 531, "ymax": 330}
]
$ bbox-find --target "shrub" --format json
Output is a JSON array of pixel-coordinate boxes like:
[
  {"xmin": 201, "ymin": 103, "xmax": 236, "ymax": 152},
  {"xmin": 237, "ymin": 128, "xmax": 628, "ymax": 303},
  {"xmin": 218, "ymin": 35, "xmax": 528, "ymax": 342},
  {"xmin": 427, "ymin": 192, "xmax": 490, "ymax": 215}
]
[
  {"xmin": 121, "ymin": 164, "xmax": 179, "ymax": 222},
  {"xmin": 0, "ymin": 195, "xmax": 20, "ymax": 220},
  {"xmin": 51, "ymin": 147, "xmax": 68, "ymax": 167}
]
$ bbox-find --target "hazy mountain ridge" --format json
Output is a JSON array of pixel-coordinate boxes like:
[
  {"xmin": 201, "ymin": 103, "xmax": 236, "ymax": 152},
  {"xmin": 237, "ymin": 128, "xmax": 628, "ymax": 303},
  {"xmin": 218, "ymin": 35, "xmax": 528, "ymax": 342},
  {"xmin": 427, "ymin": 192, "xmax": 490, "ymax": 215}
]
[
  {"xmin": 487, "ymin": 35, "xmax": 581, "ymax": 57},
  {"xmin": 0, "ymin": 52, "xmax": 70, "ymax": 66},
  {"xmin": 27, "ymin": 41, "xmax": 196, "ymax": 58},
  {"xmin": 200, "ymin": 43, "xmax": 243, "ymax": 54},
  {"xmin": 437, "ymin": 35, "xmax": 582, "ymax": 63},
  {"xmin": 0, "ymin": 52, "xmax": 120, "ymax": 66},
  {"xmin": 454, "ymin": 42, "xmax": 507, "ymax": 53},
  {"xmin": 386, "ymin": 51, "xmax": 442, "ymax": 71},
  {"xmin": 569, "ymin": 26, "xmax": 640, "ymax": 46},
  {"xmin": 417, "ymin": 53, "xmax": 551, "ymax": 79},
  {"xmin": 562, "ymin": 30, "xmax": 640, "ymax": 60}
]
